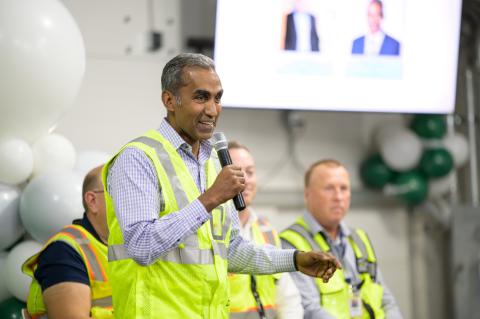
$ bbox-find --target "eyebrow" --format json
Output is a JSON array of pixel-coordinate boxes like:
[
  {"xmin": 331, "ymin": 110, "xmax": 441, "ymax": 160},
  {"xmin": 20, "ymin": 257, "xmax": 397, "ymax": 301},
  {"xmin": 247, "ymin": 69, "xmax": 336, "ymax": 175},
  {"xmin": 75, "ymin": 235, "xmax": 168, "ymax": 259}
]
[
  {"xmin": 193, "ymin": 89, "xmax": 224, "ymax": 97},
  {"xmin": 193, "ymin": 89, "xmax": 210, "ymax": 96}
]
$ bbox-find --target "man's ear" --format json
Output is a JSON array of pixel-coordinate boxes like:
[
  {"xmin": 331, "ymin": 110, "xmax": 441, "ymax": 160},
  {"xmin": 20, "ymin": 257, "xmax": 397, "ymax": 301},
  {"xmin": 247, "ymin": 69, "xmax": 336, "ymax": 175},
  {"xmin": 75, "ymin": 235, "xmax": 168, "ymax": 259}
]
[
  {"xmin": 84, "ymin": 191, "xmax": 96, "ymax": 212},
  {"xmin": 304, "ymin": 188, "xmax": 310, "ymax": 201},
  {"xmin": 162, "ymin": 90, "xmax": 176, "ymax": 112}
]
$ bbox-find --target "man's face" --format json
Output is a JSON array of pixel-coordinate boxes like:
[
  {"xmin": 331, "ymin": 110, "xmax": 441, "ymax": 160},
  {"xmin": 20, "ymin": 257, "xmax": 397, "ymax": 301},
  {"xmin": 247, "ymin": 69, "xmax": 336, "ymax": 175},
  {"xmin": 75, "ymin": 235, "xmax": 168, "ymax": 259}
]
[
  {"xmin": 294, "ymin": 0, "xmax": 309, "ymax": 12},
  {"xmin": 367, "ymin": 2, "xmax": 383, "ymax": 34},
  {"xmin": 165, "ymin": 67, "xmax": 223, "ymax": 145},
  {"xmin": 304, "ymin": 165, "xmax": 351, "ymax": 230},
  {"xmin": 229, "ymin": 148, "xmax": 257, "ymax": 207}
]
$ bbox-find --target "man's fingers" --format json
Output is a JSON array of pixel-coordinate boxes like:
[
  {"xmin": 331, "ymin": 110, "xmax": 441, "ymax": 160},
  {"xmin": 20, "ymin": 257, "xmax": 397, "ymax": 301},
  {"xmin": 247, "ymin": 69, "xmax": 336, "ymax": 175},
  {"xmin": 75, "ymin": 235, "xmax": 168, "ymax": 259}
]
[
  {"xmin": 321, "ymin": 261, "xmax": 338, "ymax": 282},
  {"xmin": 321, "ymin": 252, "xmax": 342, "ymax": 269}
]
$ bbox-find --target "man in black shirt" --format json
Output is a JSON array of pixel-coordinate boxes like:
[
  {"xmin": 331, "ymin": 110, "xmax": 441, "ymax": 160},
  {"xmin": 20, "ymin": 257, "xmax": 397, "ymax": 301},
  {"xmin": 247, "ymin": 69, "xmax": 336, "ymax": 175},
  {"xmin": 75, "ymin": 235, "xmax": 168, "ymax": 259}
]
[{"xmin": 22, "ymin": 165, "xmax": 112, "ymax": 318}]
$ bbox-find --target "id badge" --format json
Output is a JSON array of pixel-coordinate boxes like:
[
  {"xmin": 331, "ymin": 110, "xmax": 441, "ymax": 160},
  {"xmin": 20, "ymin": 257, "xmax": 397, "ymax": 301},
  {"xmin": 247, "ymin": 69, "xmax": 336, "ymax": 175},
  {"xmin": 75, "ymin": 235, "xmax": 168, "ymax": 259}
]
[{"xmin": 349, "ymin": 291, "xmax": 363, "ymax": 317}]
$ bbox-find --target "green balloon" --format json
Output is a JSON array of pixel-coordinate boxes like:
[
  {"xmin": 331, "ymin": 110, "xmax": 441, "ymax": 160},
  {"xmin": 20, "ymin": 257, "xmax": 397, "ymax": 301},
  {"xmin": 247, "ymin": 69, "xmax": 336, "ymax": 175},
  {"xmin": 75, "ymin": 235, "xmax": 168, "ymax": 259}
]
[
  {"xmin": 420, "ymin": 148, "xmax": 454, "ymax": 178},
  {"xmin": 360, "ymin": 154, "xmax": 394, "ymax": 189},
  {"xmin": 0, "ymin": 297, "xmax": 26, "ymax": 319},
  {"xmin": 410, "ymin": 115, "xmax": 446, "ymax": 138},
  {"xmin": 390, "ymin": 171, "xmax": 428, "ymax": 205}
]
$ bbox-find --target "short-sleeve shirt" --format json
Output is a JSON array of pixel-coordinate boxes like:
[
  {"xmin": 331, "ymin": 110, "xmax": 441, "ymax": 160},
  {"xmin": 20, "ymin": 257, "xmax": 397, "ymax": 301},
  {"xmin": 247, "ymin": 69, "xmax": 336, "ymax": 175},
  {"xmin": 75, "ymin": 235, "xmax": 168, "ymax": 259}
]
[{"xmin": 33, "ymin": 213, "xmax": 104, "ymax": 291}]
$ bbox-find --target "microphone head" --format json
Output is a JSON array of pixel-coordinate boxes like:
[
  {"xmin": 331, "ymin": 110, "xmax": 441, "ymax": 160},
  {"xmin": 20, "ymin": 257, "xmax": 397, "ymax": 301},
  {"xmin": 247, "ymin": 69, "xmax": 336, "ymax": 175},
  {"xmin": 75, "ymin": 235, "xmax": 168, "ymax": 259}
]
[{"xmin": 212, "ymin": 132, "xmax": 228, "ymax": 151}]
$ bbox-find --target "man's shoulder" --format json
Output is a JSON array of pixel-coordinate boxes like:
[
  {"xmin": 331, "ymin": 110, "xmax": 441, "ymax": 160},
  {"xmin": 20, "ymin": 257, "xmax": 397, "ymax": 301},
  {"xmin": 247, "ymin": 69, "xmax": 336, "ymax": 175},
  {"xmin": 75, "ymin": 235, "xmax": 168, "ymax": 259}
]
[
  {"xmin": 353, "ymin": 35, "xmax": 365, "ymax": 43},
  {"xmin": 383, "ymin": 34, "xmax": 400, "ymax": 48},
  {"xmin": 35, "ymin": 240, "xmax": 90, "ymax": 291},
  {"xmin": 346, "ymin": 226, "xmax": 375, "ymax": 246}
]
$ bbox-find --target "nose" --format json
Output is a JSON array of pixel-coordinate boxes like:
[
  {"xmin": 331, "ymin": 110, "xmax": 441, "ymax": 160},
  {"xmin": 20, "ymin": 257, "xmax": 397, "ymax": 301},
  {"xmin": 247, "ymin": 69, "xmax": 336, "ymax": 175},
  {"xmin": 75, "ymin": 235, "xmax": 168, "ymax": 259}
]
[
  {"xmin": 205, "ymin": 100, "xmax": 218, "ymax": 117},
  {"xmin": 333, "ymin": 188, "xmax": 343, "ymax": 200}
]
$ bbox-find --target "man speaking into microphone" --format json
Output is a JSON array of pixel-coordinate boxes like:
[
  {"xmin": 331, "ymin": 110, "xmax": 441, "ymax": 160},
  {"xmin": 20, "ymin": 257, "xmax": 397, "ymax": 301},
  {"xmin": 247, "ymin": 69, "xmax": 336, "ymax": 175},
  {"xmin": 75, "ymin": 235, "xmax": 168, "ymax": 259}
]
[{"xmin": 102, "ymin": 52, "xmax": 341, "ymax": 319}]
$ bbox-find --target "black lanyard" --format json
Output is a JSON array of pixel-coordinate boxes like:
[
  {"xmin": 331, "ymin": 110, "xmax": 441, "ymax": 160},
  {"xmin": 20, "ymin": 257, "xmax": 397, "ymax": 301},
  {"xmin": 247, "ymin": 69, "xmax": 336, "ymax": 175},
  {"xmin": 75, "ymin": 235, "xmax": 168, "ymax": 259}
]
[{"xmin": 250, "ymin": 276, "xmax": 267, "ymax": 319}]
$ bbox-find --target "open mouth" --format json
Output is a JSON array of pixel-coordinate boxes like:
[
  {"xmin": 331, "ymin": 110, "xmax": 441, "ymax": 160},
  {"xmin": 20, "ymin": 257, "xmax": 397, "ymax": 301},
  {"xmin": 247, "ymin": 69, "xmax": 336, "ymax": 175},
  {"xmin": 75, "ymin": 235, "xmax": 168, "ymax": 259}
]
[{"xmin": 198, "ymin": 121, "xmax": 214, "ymax": 132}]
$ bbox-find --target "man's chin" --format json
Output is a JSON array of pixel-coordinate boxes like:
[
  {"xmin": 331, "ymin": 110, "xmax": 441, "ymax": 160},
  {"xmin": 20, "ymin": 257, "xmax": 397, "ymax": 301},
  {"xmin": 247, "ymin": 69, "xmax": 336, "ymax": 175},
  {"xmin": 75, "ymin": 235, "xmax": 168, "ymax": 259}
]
[{"xmin": 198, "ymin": 131, "xmax": 214, "ymax": 141}]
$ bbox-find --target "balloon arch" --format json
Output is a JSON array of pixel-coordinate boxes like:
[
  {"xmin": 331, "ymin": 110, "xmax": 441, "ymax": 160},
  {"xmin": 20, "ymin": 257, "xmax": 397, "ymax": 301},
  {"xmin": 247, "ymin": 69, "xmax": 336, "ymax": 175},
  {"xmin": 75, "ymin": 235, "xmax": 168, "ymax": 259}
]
[{"xmin": 360, "ymin": 115, "xmax": 469, "ymax": 205}]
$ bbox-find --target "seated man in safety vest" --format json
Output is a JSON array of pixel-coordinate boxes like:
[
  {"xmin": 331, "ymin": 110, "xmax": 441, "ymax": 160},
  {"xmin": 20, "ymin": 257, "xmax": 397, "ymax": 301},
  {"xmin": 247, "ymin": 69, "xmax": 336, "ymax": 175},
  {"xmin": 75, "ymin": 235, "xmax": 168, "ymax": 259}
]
[
  {"xmin": 23, "ymin": 165, "xmax": 112, "ymax": 319},
  {"xmin": 228, "ymin": 141, "xmax": 304, "ymax": 319},
  {"xmin": 281, "ymin": 159, "xmax": 403, "ymax": 319}
]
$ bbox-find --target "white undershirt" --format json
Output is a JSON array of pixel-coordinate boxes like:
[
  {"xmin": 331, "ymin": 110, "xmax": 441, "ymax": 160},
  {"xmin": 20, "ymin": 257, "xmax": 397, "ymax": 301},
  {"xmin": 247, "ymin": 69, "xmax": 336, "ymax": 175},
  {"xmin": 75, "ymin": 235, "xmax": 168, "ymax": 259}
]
[
  {"xmin": 293, "ymin": 12, "xmax": 312, "ymax": 52},
  {"xmin": 364, "ymin": 30, "xmax": 385, "ymax": 55}
]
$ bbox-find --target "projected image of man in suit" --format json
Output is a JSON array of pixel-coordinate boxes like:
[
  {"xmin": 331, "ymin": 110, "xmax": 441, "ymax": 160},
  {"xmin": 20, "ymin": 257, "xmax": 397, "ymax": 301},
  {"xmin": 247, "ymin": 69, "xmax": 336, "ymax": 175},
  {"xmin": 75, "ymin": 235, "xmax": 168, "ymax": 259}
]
[
  {"xmin": 283, "ymin": 0, "xmax": 320, "ymax": 52},
  {"xmin": 352, "ymin": 0, "xmax": 400, "ymax": 56}
]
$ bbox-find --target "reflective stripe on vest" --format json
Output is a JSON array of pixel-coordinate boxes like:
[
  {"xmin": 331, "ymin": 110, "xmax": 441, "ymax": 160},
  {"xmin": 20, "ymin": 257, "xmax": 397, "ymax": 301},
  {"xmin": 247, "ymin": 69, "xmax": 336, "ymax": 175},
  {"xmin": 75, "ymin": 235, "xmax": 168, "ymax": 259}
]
[
  {"xmin": 109, "ymin": 242, "xmax": 228, "ymax": 264},
  {"xmin": 349, "ymin": 230, "xmax": 377, "ymax": 280},
  {"xmin": 61, "ymin": 226, "xmax": 107, "ymax": 282},
  {"xmin": 92, "ymin": 296, "xmax": 113, "ymax": 308},
  {"xmin": 287, "ymin": 223, "xmax": 323, "ymax": 250},
  {"xmin": 256, "ymin": 218, "xmax": 277, "ymax": 246},
  {"xmin": 132, "ymin": 136, "xmax": 189, "ymax": 209},
  {"xmin": 230, "ymin": 307, "xmax": 277, "ymax": 319}
]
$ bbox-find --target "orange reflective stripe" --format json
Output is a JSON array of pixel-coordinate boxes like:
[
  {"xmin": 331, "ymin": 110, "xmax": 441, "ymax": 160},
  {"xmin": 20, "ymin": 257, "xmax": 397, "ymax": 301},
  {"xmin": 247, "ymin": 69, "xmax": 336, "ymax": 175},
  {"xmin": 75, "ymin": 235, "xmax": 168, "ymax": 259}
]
[
  {"xmin": 61, "ymin": 231, "xmax": 95, "ymax": 280},
  {"xmin": 87, "ymin": 240, "xmax": 108, "ymax": 282},
  {"xmin": 256, "ymin": 218, "xmax": 276, "ymax": 245},
  {"xmin": 60, "ymin": 226, "xmax": 107, "ymax": 282},
  {"xmin": 264, "ymin": 231, "xmax": 276, "ymax": 245},
  {"xmin": 261, "ymin": 231, "xmax": 271, "ymax": 245}
]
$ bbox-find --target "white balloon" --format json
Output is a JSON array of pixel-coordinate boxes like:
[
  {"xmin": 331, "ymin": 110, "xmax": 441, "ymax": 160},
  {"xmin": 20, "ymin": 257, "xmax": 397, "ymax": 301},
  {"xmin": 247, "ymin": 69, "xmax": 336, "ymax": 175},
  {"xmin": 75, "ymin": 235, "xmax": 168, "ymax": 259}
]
[
  {"xmin": 0, "ymin": 138, "xmax": 34, "ymax": 185},
  {"xmin": 373, "ymin": 125, "xmax": 400, "ymax": 149},
  {"xmin": 32, "ymin": 134, "xmax": 76, "ymax": 177},
  {"xmin": 443, "ymin": 133, "xmax": 469, "ymax": 167},
  {"xmin": 5, "ymin": 240, "xmax": 43, "ymax": 301},
  {"xmin": 0, "ymin": 0, "xmax": 85, "ymax": 143},
  {"xmin": 74, "ymin": 150, "xmax": 110, "ymax": 178},
  {"xmin": 0, "ymin": 184, "xmax": 24, "ymax": 250},
  {"xmin": 0, "ymin": 252, "xmax": 12, "ymax": 303},
  {"xmin": 379, "ymin": 128, "xmax": 423, "ymax": 171},
  {"xmin": 428, "ymin": 173, "xmax": 454, "ymax": 198},
  {"xmin": 20, "ymin": 171, "xmax": 83, "ymax": 243}
]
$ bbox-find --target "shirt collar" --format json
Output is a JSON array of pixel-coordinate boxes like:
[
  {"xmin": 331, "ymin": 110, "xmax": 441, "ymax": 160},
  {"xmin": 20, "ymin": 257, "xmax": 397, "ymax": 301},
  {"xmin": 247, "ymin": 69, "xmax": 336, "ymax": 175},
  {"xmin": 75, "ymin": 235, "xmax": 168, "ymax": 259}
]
[
  {"xmin": 366, "ymin": 30, "xmax": 385, "ymax": 41},
  {"xmin": 302, "ymin": 210, "xmax": 351, "ymax": 240},
  {"xmin": 157, "ymin": 118, "xmax": 213, "ymax": 155},
  {"xmin": 73, "ymin": 212, "xmax": 105, "ymax": 246}
]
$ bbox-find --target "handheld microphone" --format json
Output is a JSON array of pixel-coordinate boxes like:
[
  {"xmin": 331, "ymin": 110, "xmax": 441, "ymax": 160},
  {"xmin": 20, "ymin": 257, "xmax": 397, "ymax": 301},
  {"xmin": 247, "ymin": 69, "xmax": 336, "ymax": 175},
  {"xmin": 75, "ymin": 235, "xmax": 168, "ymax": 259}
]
[{"xmin": 211, "ymin": 132, "xmax": 247, "ymax": 211}]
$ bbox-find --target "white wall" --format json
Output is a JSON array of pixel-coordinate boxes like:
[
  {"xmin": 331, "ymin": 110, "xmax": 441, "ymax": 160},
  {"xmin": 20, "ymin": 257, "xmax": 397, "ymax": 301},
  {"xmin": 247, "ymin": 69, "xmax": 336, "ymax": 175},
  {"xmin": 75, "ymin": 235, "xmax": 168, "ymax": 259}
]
[
  {"xmin": 56, "ymin": 0, "xmax": 179, "ymax": 154},
  {"xmin": 54, "ymin": 0, "xmax": 413, "ymax": 317}
]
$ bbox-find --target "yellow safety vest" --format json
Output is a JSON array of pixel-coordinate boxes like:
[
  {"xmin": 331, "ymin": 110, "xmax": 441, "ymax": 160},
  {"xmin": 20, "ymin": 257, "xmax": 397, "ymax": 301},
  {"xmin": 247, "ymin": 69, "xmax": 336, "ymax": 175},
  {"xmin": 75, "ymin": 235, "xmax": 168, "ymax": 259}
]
[
  {"xmin": 22, "ymin": 224, "xmax": 113, "ymax": 319},
  {"xmin": 280, "ymin": 217, "xmax": 384, "ymax": 319},
  {"xmin": 228, "ymin": 217, "xmax": 280, "ymax": 319},
  {"xmin": 103, "ymin": 130, "xmax": 233, "ymax": 319}
]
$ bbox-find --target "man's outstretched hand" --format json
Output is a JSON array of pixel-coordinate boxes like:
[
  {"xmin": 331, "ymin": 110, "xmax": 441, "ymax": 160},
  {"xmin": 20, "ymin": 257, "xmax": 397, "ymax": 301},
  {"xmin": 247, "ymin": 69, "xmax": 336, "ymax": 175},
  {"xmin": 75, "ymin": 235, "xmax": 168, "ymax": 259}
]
[{"xmin": 295, "ymin": 251, "xmax": 342, "ymax": 283}]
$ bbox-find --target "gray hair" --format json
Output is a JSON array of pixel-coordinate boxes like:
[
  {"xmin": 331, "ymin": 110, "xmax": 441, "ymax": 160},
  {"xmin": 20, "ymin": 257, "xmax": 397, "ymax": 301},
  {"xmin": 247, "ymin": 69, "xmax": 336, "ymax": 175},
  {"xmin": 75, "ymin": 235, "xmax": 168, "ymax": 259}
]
[{"xmin": 161, "ymin": 53, "xmax": 216, "ymax": 96}]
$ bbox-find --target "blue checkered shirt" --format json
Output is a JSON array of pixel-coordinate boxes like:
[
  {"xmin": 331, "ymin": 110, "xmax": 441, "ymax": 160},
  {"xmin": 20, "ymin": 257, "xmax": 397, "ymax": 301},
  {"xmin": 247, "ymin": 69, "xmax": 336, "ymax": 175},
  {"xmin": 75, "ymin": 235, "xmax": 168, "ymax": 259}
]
[{"xmin": 106, "ymin": 118, "xmax": 295, "ymax": 273}]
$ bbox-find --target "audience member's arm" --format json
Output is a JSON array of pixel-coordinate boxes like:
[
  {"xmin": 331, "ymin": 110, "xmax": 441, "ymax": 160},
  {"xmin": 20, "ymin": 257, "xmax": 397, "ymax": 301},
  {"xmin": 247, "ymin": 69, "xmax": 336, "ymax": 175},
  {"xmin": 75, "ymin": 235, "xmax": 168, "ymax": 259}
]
[{"xmin": 43, "ymin": 282, "xmax": 92, "ymax": 319}]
